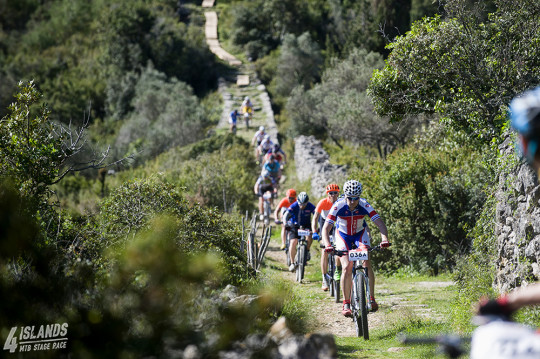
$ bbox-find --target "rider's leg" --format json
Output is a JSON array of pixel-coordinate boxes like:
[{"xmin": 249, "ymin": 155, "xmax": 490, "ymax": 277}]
[
  {"xmin": 340, "ymin": 256, "xmax": 353, "ymax": 302},
  {"xmin": 289, "ymin": 237, "xmax": 298, "ymax": 264},
  {"xmin": 365, "ymin": 258, "xmax": 375, "ymax": 297},
  {"xmin": 280, "ymin": 225, "xmax": 286, "ymax": 249},
  {"xmin": 321, "ymin": 249, "xmax": 328, "ymax": 275},
  {"xmin": 258, "ymin": 197, "xmax": 264, "ymax": 215}
]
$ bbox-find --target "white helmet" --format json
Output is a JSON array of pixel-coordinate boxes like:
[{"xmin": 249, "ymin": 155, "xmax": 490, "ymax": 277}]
[
  {"xmin": 264, "ymin": 134, "xmax": 270, "ymax": 140},
  {"xmin": 343, "ymin": 180, "xmax": 362, "ymax": 197},
  {"xmin": 259, "ymin": 126, "xmax": 265, "ymax": 131},
  {"xmin": 245, "ymin": 96, "xmax": 250, "ymax": 101}
]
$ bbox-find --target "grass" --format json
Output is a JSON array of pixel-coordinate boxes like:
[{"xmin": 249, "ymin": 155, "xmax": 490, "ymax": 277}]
[{"xmin": 259, "ymin": 230, "xmax": 468, "ymax": 359}]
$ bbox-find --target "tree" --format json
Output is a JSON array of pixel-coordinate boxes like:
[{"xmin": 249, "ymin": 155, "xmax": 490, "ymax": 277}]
[
  {"xmin": 368, "ymin": 0, "xmax": 540, "ymax": 143},
  {"xmin": 275, "ymin": 32, "xmax": 323, "ymax": 97},
  {"xmin": 0, "ymin": 81, "xmax": 114, "ymax": 207},
  {"xmin": 287, "ymin": 48, "xmax": 418, "ymax": 156}
]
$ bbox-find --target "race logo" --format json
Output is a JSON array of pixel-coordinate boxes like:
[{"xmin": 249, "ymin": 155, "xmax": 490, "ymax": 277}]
[{"xmin": 3, "ymin": 323, "xmax": 68, "ymax": 353}]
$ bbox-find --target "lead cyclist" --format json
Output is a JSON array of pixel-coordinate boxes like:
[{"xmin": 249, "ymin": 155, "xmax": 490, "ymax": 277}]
[{"xmin": 321, "ymin": 180, "xmax": 390, "ymax": 317}]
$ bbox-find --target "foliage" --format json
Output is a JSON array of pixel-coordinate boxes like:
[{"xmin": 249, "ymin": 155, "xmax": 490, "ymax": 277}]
[
  {"xmin": 0, "ymin": 0, "xmax": 216, "ymax": 125},
  {"xmin": 114, "ymin": 65, "xmax": 210, "ymax": 165},
  {"xmin": 287, "ymin": 48, "xmax": 419, "ymax": 156},
  {"xmin": 157, "ymin": 135, "xmax": 259, "ymax": 214},
  {"xmin": 0, "ymin": 181, "xmax": 288, "ymax": 357},
  {"xmin": 368, "ymin": 0, "xmax": 540, "ymax": 143},
  {"xmin": 354, "ymin": 134, "xmax": 492, "ymax": 273},
  {"xmin": 274, "ymin": 32, "xmax": 323, "ymax": 99}
]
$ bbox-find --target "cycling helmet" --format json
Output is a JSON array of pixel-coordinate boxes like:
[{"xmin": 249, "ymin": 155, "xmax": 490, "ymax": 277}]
[
  {"xmin": 326, "ymin": 183, "xmax": 340, "ymax": 193},
  {"xmin": 286, "ymin": 189, "xmax": 296, "ymax": 198},
  {"xmin": 259, "ymin": 126, "xmax": 265, "ymax": 131},
  {"xmin": 245, "ymin": 96, "xmax": 250, "ymax": 101},
  {"xmin": 343, "ymin": 180, "xmax": 362, "ymax": 197},
  {"xmin": 297, "ymin": 192, "xmax": 309, "ymax": 204},
  {"xmin": 510, "ymin": 86, "xmax": 540, "ymax": 163},
  {"xmin": 273, "ymin": 143, "xmax": 280, "ymax": 151},
  {"xmin": 264, "ymin": 134, "xmax": 270, "ymax": 140}
]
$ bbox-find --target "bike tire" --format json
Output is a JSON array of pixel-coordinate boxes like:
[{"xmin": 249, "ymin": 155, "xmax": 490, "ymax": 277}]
[
  {"xmin": 353, "ymin": 278, "xmax": 363, "ymax": 337},
  {"xmin": 359, "ymin": 274, "xmax": 369, "ymax": 340},
  {"xmin": 327, "ymin": 254, "xmax": 334, "ymax": 297},
  {"xmin": 297, "ymin": 244, "xmax": 306, "ymax": 282},
  {"xmin": 335, "ymin": 279, "xmax": 340, "ymax": 303}
]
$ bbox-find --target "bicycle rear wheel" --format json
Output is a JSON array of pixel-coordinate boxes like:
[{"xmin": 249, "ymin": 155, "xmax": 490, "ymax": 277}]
[
  {"xmin": 359, "ymin": 273, "xmax": 369, "ymax": 340},
  {"xmin": 297, "ymin": 244, "xmax": 306, "ymax": 282},
  {"xmin": 334, "ymin": 279, "xmax": 340, "ymax": 303},
  {"xmin": 285, "ymin": 237, "xmax": 291, "ymax": 266}
]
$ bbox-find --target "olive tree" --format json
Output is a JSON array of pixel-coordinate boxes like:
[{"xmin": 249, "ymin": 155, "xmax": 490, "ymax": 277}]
[{"xmin": 368, "ymin": 0, "xmax": 540, "ymax": 143}]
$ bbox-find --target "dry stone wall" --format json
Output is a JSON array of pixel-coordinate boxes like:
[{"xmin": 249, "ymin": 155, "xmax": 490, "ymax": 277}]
[
  {"xmin": 495, "ymin": 136, "xmax": 540, "ymax": 293},
  {"xmin": 294, "ymin": 136, "xmax": 348, "ymax": 199}
]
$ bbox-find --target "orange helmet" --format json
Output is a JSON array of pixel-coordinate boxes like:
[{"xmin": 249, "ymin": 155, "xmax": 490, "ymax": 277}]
[
  {"xmin": 286, "ymin": 189, "xmax": 296, "ymax": 198},
  {"xmin": 326, "ymin": 183, "xmax": 340, "ymax": 193}
]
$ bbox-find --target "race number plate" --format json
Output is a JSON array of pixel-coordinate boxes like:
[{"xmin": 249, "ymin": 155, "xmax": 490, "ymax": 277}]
[
  {"xmin": 348, "ymin": 249, "xmax": 368, "ymax": 261},
  {"xmin": 297, "ymin": 229, "xmax": 311, "ymax": 237}
]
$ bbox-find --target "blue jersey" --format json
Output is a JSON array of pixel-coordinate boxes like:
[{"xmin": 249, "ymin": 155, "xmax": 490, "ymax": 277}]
[
  {"xmin": 286, "ymin": 201, "xmax": 316, "ymax": 228},
  {"xmin": 229, "ymin": 111, "xmax": 238, "ymax": 124}
]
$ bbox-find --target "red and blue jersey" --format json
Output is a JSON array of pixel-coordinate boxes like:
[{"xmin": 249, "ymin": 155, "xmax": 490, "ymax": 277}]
[{"xmin": 326, "ymin": 198, "xmax": 380, "ymax": 238}]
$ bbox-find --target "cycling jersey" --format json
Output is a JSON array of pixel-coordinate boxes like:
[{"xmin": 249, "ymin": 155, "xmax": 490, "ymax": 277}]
[
  {"xmin": 255, "ymin": 175, "xmax": 275, "ymax": 196},
  {"xmin": 285, "ymin": 201, "xmax": 316, "ymax": 229},
  {"xmin": 252, "ymin": 130, "xmax": 266, "ymax": 145},
  {"xmin": 263, "ymin": 161, "xmax": 280, "ymax": 176},
  {"xmin": 264, "ymin": 152, "xmax": 283, "ymax": 163},
  {"xmin": 326, "ymin": 198, "xmax": 379, "ymax": 250},
  {"xmin": 259, "ymin": 138, "xmax": 273, "ymax": 153},
  {"xmin": 315, "ymin": 197, "xmax": 334, "ymax": 230},
  {"xmin": 276, "ymin": 197, "xmax": 296, "ymax": 218}
]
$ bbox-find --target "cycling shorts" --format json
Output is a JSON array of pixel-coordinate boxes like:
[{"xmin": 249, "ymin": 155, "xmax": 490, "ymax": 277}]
[
  {"xmin": 258, "ymin": 184, "xmax": 273, "ymax": 196},
  {"xmin": 287, "ymin": 226, "xmax": 311, "ymax": 240},
  {"xmin": 335, "ymin": 228, "xmax": 370, "ymax": 251}
]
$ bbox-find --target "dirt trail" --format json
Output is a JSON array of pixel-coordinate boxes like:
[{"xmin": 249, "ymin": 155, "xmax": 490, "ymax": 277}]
[{"xmin": 262, "ymin": 228, "xmax": 453, "ymax": 338}]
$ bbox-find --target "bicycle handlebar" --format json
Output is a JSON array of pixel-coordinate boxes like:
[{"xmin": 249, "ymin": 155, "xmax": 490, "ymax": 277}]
[{"xmin": 319, "ymin": 243, "xmax": 392, "ymax": 253}]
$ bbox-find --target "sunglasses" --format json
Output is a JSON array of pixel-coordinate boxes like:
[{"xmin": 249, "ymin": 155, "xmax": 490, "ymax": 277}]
[
  {"xmin": 328, "ymin": 191, "xmax": 339, "ymax": 195},
  {"xmin": 288, "ymin": 197, "xmax": 295, "ymax": 201},
  {"xmin": 346, "ymin": 196, "xmax": 359, "ymax": 201}
]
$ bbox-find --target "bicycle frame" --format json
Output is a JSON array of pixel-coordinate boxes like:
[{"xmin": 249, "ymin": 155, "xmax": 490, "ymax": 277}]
[{"xmin": 296, "ymin": 228, "xmax": 311, "ymax": 282}]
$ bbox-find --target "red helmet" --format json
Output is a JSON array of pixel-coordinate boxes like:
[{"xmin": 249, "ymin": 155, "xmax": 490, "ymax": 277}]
[
  {"xmin": 286, "ymin": 189, "xmax": 296, "ymax": 198},
  {"xmin": 326, "ymin": 183, "xmax": 340, "ymax": 193}
]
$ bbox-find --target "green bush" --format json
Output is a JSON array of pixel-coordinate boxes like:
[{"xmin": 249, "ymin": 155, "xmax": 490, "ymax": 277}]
[{"xmin": 353, "ymin": 142, "xmax": 491, "ymax": 274}]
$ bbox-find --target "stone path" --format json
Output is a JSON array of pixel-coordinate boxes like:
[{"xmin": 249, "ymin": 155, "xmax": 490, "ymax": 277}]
[{"xmin": 202, "ymin": 1, "xmax": 279, "ymax": 145}]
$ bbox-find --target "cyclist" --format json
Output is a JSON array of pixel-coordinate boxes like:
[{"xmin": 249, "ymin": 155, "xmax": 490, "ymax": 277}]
[
  {"xmin": 241, "ymin": 96, "xmax": 254, "ymax": 125},
  {"xmin": 229, "ymin": 109, "xmax": 238, "ymax": 133},
  {"xmin": 263, "ymin": 154, "xmax": 281, "ymax": 182},
  {"xmin": 283, "ymin": 192, "xmax": 316, "ymax": 272},
  {"xmin": 312, "ymin": 183, "xmax": 342, "ymax": 291},
  {"xmin": 477, "ymin": 87, "xmax": 540, "ymax": 316},
  {"xmin": 257, "ymin": 134, "xmax": 274, "ymax": 161},
  {"xmin": 265, "ymin": 143, "xmax": 287, "ymax": 165},
  {"xmin": 321, "ymin": 179, "xmax": 390, "ymax": 317},
  {"xmin": 274, "ymin": 189, "xmax": 297, "ymax": 250},
  {"xmin": 242, "ymin": 96, "xmax": 253, "ymax": 113},
  {"xmin": 253, "ymin": 170, "xmax": 276, "ymax": 221},
  {"xmin": 251, "ymin": 126, "xmax": 267, "ymax": 147}
]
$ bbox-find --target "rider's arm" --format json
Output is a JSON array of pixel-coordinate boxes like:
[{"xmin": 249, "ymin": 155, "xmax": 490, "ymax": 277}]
[
  {"xmin": 312, "ymin": 211, "xmax": 320, "ymax": 234},
  {"xmin": 373, "ymin": 218, "xmax": 389, "ymax": 243},
  {"xmin": 321, "ymin": 220, "xmax": 332, "ymax": 248},
  {"xmin": 506, "ymin": 283, "xmax": 540, "ymax": 311},
  {"xmin": 254, "ymin": 181, "xmax": 259, "ymax": 195}
]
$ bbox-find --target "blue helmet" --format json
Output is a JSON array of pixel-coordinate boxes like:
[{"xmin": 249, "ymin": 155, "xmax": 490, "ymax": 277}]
[{"xmin": 510, "ymin": 86, "xmax": 540, "ymax": 163}]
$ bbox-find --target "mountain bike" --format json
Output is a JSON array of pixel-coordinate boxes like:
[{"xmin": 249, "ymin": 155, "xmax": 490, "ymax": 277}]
[
  {"xmin": 335, "ymin": 243, "xmax": 391, "ymax": 339},
  {"xmin": 320, "ymin": 231, "xmax": 340, "ymax": 302},
  {"xmin": 296, "ymin": 228, "xmax": 311, "ymax": 282}
]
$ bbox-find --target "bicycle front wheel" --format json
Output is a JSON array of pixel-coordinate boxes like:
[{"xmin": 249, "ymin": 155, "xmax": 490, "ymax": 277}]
[
  {"xmin": 328, "ymin": 254, "xmax": 335, "ymax": 297},
  {"xmin": 297, "ymin": 244, "xmax": 306, "ymax": 282},
  {"xmin": 358, "ymin": 273, "xmax": 369, "ymax": 340}
]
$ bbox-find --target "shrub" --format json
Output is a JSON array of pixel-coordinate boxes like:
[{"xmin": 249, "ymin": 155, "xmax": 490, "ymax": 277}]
[{"xmin": 353, "ymin": 141, "xmax": 491, "ymax": 274}]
